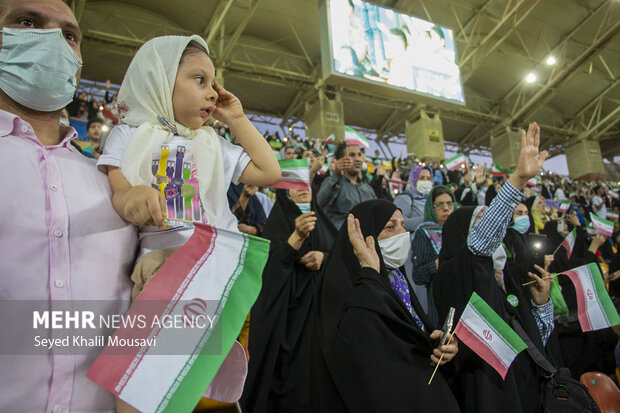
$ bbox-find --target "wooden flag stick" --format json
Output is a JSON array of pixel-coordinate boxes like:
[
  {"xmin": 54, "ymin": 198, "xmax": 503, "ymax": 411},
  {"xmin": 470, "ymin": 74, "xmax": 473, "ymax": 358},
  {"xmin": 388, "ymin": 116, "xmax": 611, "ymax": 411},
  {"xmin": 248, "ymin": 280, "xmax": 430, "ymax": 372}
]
[
  {"xmin": 551, "ymin": 241, "xmax": 564, "ymax": 257},
  {"xmin": 522, "ymin": 274, "xmax": 556, "ymax": 287},
  {"xmin": 164, "ymin": 217, "xmax": 194, "ymax": 224},
  {"xmin": 428, "ymin": 330, "xmax": 456, "ymax": 385}
]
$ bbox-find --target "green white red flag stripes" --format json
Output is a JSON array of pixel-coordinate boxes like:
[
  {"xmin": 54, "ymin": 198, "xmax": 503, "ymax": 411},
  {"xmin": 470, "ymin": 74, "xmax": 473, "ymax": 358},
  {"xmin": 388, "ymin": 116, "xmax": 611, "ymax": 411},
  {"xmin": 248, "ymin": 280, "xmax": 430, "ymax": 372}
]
[
  {"xmin": 607, "ymin": 211, "xmax": 619, "ymax": 221},
  {"xmin": 609, "ymin": 190, "xmax": 618, "ymax": 200},
  {"xmin": 561, "ymin": 228, "xmax": 577, "ymax": 259},
  {"xmin": 590, "ymin": 213, "xmax": 614, "ymax": 237},
  {"xmin": 344, "ymin": 126, "xmax": 369, "ymax": 148},
  {"xmin": 87, "ymin": 224, "xmax": 269, "ymax": 413},
  {"xmin": 558, "ymin": 200, "xmax": 571, "ymax": 213},
  {"xmin": 491, "ymin": 163, "xmax": 512, "ymax": 177},
  {"xmin": 562, "ymin": 263, "xmax": 620, "ymax": 332},
  {"xmin": 445, "ymin": 153, "xmax": 468, "ymax": 171},
  {"xmin": 271, "ymin": 159, "xmax": 311, "ymax": 191},
  {"xmin": 324, "ymin": 133, "xmax": 335, "ymax": 144},
  {"xmin": 454, "ymin": 292, "xmax": 527, "ymax": 379}
]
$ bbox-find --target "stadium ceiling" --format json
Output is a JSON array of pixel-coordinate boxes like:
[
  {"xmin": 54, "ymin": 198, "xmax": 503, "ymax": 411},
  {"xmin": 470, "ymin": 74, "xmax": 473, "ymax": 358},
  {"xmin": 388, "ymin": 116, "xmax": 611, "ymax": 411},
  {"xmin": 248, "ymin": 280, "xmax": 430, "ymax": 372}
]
[{"xmin": 68, "ymin": 0, "xmax": 620, "ymax": 159}]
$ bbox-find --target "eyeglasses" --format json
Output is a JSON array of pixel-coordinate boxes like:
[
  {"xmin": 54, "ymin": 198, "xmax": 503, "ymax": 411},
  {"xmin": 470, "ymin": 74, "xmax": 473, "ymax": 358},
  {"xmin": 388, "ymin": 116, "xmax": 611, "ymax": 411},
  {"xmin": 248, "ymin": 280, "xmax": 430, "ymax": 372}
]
[{"xmin": 433, "ymin": 201, "xmax": 454, "ymax": 209}]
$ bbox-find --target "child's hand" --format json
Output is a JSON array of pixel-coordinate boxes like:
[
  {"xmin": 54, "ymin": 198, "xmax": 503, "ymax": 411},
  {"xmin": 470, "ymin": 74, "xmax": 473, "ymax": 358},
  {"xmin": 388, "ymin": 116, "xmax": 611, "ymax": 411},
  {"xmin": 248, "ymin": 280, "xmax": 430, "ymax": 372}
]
[
  {"xmin": 212, "ymin": 82, "xmax": 245, "ymax": 125},
  {"xmin": 123, "ymin": 186, "xmax": 166, "ymax": 230}
]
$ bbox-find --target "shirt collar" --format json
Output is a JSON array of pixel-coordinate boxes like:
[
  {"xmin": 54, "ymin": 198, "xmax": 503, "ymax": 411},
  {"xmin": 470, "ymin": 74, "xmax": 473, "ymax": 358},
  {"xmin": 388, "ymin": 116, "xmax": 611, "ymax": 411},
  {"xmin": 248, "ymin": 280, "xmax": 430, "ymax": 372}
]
[{"xmin": 0, "ymin": 109, "xmax": 78, "ymax": 150}]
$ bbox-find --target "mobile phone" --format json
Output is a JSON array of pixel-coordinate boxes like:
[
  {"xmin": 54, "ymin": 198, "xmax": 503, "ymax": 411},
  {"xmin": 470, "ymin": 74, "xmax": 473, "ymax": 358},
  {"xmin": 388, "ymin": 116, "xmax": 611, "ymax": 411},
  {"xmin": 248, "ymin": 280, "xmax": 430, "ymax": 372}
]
[
  {"xmin": 438, "ymin": 307, "xmax": 455, "ymax": 347},
  {"xmin": 527, "ymin": 233, "xmax": 547, "ymax": 274}
]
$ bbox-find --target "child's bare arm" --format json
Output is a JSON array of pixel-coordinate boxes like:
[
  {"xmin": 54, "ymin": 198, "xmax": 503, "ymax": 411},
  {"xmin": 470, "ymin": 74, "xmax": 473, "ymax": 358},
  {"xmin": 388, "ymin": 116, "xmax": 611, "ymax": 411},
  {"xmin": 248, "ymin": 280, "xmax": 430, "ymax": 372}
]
[
  {"xmin": 212, "ymin": 82, "xmax": 280, "ymax": 187},
  {"xmin": 108, "ymin": 166, "xmax": 166, "ymax": 229}
]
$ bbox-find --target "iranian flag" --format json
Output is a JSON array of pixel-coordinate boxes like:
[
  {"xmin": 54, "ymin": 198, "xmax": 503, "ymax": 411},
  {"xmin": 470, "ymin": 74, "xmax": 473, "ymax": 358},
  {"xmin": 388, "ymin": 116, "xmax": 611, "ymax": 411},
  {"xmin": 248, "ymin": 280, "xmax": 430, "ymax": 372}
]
[
  {"xmin": 561, "ymin": 228, "xmax": 577, "ymax": 259},
  {"xmin": 454, "ymin": 292, "xmax": 527, "ymax": 379},
  {"xmin": 491, "ymin": 163, "xmax": 512, "ymax": 177},
  {"xmin": 477, "ymin": 188, "xmax": 486, "ymax": 205},
  {"xmin": 317, "ymin": 163, "xmax": 329, "ymax": 175},
  {"xmin": 585, "ymin": 224, "xmax": 598, "ymax": 236},
  {"xmin": 324, "ymin": 133, "xmax": 335, "ymax": 144},
  {"xmin": 344, "ymin": 126, "xmax": 369, "ymax": 148},
  {"xmin": 87, "ymin": 224, "xmax": 269, "ymax": 413},
  {"xmin": 609, "ymin": 190, "xmax": 618, "ymax": 200},
  {"xmin": 607, "ymin": 211, "xmax": 619, "ymax": 221},
  {"xmin": 270, "ymin": 159, "xmax": 310, "ymax": 190},
  {"xmin": 563, "ymin": 263, "xmax": 620, "ymax": 332},
  {"xmin": 526, "ymin": 176, "xmax": 541, "ymax": 187},
  {"xmin": 558, "ymin": 200, "xmax": 571, "ymax": 213},
  {"xmin": 590, "ymin": 213, "xmax": 614, "ymax": 237},
  {"xmin": 445, "ymin": 153, "xmax": 468, "ymax": 171}
]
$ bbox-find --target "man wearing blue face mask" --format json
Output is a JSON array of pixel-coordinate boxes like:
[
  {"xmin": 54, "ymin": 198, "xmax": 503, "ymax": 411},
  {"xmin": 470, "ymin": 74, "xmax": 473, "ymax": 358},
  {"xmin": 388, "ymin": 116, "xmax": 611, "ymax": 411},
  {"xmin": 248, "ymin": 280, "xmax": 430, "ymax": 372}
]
[{"xmin": 0, "ymin": 1, "xmax": 137, "ymax": 411}]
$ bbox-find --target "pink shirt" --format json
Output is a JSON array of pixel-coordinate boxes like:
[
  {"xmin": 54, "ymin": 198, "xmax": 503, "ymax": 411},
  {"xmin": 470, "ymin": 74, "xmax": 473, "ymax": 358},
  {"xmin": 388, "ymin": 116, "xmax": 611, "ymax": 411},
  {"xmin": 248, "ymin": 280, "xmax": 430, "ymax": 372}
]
[{"xmin": 0, "ymin": 110, "xmax": 137, "ymax": 412}]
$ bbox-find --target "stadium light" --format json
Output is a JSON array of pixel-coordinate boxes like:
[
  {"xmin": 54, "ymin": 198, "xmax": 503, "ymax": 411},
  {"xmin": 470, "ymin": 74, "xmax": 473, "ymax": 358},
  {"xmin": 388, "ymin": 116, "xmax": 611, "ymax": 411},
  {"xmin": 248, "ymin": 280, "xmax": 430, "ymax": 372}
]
[
  {"xmin": 545, "ymin": 56, "xmax": 556, "ymax": 66},
  {"xmin": 525, "ymin": 72, "xmax": 537, "ymax": 83}
]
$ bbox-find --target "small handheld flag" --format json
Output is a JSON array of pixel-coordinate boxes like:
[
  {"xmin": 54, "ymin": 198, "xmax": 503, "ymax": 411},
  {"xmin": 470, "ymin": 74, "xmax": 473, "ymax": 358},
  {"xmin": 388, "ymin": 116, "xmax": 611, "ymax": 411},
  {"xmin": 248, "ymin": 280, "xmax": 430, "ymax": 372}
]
[
  {"xmin": 344, "ymin": 126, "xmax": 369, "ymax": 149},
  {"xmin": 558, "ymin": 200, "xmax": 571, "ymax": 214},
  {"xmin": 607, "ymin": 211, "xmax": 618, "ymax": 221},
  {"xmin": 454, "ymin": 292, "xmax": 527, "ymax": 379},
  {"xmin": 560, "ymin": 228, "xmax": 577, "ymax": 259},
  {"xmin": 491, "ymin": 163, "xmax": 512, "ymax": 177},
  {"xmin": 590, "ymin": 213, "xmax": 614, "ymax": 237},
  {"xmin": 445, "ymin": 153, "xmax": 468, "ymax": 171},
  {"xmin": 270, "ymin": 159, "xmax": 311, "ymax": 191},
  {"xmin": 563, "ymin": 263, "xmax": 620, "ymax": 332}
]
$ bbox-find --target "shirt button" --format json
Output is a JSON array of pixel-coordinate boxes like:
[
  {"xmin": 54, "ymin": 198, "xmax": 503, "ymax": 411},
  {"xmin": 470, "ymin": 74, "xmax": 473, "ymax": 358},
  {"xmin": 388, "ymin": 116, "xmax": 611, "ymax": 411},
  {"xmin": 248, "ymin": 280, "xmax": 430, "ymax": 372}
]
[
  {"xmin": 50, "ymin": 184, "xmax": 58, "ymax": 191},
  {"xmin": 53, "ymin": 230, "xmax": 63, "ymax": 238},
  {"xmin": 52, "ymin": 405, "xmax": 62, "ymax": 413},
  {"xmin": 21, "ymin": 125, "xmax": 28, "ymax": 133},
  {"xmin": 54, "ymin": 280, "xmax": 64, "ymax": 288}
]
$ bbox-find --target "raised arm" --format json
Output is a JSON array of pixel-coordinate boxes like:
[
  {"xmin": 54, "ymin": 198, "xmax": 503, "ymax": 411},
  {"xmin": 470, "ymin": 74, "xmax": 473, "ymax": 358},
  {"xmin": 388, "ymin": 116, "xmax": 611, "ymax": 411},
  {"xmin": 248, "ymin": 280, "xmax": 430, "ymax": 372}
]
[
  {"xmin": 212, "ymin": 82, "xmax": 280, "ymax": 187},
  {"xmin": 468, "ymin": 123, "xmax": 548, "ymax": 256}
]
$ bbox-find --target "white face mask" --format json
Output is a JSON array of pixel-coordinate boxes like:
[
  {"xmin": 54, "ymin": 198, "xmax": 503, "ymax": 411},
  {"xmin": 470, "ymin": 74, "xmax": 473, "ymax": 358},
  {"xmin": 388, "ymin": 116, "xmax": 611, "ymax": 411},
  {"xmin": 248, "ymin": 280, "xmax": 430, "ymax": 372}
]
[
  {"xmin": 0, "ymin": 28, "xmax": 82, "ymax": 112},
  {"xmin": 416, "ymin": 180, "xmax": 433, "ymax": 195},
  {"xmin": 378, "ymin": 231, "xmax": 410, "ymax": 269}
]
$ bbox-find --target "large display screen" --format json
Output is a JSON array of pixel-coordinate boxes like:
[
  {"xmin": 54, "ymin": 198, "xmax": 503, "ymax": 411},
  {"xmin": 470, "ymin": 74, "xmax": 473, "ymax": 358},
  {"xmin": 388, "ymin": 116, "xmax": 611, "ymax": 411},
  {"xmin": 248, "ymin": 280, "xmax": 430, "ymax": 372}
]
[{"xmin": 322, "ymin": 0, "xmax": 465, "ymax": 104}]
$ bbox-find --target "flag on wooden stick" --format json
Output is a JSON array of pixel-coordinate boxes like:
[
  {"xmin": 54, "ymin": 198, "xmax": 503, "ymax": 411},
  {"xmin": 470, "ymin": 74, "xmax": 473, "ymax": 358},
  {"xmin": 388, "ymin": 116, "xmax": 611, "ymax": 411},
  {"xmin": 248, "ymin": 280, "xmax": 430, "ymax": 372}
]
[
  {"xmin": 562, "ymin": 263, "xmax": 620, "ymax": 332},
  {"xmin": 561, "ymin": 228, "xmax": 577, "ymax": 259},
  {"xmin": 454, "ymin": 292, "xmax": 527, "ymax": 379}
]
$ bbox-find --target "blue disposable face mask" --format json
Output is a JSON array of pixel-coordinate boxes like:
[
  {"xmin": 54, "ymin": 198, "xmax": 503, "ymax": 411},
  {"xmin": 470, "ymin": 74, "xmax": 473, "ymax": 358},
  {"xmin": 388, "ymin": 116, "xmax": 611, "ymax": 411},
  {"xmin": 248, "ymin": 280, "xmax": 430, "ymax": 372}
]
[
  {"xmin": 512, "ymin": 215, "xmax": 530, "ymax": 234},
  {"xmin": 0, "ymin": 28, "xmax": 83, "ymax": 111},
  {"xmin": 296, "ymin": 203, "xmax": 311, "ymax": 214}
]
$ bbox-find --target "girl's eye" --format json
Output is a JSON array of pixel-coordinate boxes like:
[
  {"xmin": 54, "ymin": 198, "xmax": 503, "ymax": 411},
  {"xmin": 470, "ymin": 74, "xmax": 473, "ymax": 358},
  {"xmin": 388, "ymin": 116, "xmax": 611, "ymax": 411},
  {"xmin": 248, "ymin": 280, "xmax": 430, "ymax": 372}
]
[{"xmin": 195, "ymin": 76, "xmax": 204, "ymax": 85}]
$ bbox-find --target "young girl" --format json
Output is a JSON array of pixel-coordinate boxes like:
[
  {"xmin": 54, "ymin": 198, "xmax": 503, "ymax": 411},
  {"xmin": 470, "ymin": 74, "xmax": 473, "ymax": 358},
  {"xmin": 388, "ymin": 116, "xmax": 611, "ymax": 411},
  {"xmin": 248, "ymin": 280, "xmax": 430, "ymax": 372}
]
[
  {"xmin": 97, "ymin": 35, "xmax": 280, "ymax": 410},
  {"xmin": 98, "ymin": 34, "xmax": 280, "ymax": 258}
]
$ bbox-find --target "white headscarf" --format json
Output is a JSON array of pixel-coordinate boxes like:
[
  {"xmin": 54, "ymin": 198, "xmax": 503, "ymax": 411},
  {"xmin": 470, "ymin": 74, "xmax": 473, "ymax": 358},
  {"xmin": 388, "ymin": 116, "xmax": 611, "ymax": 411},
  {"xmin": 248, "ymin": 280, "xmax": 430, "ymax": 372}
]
[{"xmin": 118, "ymin": 35, "xmax": 227, "ymax": 226}]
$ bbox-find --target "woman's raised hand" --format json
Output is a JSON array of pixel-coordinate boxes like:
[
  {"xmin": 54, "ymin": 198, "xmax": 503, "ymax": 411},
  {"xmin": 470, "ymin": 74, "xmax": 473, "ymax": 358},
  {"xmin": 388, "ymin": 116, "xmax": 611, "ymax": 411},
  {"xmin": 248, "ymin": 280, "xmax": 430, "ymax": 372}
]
[
  {"xmin": 346, "ymin": 214, "xmax": 380, "ymax": 272},
  {"xmin": 509, "ymin": 122, "xmax": 548, "ymax": 189}
]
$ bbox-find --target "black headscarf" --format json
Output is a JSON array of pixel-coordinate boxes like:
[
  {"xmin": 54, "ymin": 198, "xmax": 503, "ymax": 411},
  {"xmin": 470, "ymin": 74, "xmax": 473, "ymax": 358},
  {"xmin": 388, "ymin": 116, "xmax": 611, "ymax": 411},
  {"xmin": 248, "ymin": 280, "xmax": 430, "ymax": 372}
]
[
  {"xmin": 502, "ymin": 226, "xmax": 564, "ymax": 366},
  {"xmin": 434, "ymin": 207, "xmax": 541, "ymax": 413},
  {"xmin": 310, "ymin": 199, "xmax": 460, "ymax": 412},
  {"xmin": 241, "ymin": 189, "xmax": 336, "ymax": 413}
]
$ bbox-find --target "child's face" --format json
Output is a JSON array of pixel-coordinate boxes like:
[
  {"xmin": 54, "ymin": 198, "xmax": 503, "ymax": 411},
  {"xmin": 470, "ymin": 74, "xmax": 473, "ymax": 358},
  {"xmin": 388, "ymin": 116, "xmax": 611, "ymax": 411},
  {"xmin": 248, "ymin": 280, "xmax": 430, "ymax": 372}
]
[
  {"xmin": 87, "ymin": 123, "xmax": 103, "ymax": 140},
  {"xmin": 172, "ymin": 52, "xmax": 217, "ymax": 130}
]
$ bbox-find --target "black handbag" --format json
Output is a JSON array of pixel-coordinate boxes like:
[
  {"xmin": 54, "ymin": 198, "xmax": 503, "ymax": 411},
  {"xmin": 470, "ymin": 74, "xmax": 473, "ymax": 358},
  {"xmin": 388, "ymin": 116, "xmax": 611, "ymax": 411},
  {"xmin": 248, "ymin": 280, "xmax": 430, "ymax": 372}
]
[{"xmin": 511, "ymin": 318, "xmax": 601, "ymax": 413}]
